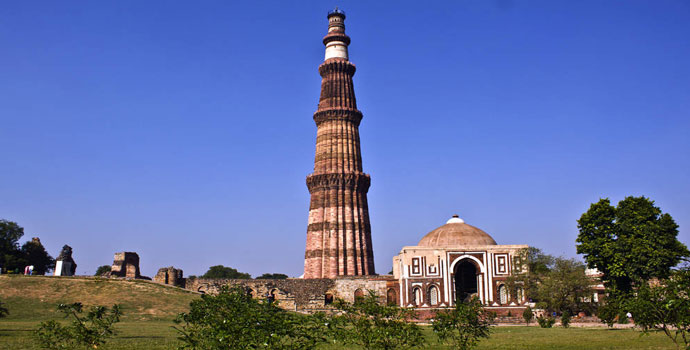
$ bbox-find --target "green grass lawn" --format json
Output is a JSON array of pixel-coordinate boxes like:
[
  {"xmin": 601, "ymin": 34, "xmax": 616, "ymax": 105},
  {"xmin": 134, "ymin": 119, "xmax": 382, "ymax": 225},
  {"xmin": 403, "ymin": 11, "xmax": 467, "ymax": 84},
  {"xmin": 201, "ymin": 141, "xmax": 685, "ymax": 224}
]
[{"xmin": 0, "ymin": 275, "xmax": 679, "ymax": 349}]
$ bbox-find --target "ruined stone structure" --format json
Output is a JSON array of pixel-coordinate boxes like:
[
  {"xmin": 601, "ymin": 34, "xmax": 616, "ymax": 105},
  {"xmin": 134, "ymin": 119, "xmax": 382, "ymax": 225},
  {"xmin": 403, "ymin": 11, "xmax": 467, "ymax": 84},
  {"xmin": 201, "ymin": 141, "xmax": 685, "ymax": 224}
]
[
  {"xmin": 392, "ymin": 215, "xmax": 529, "ymax": 317},
  {"xmin": 154, "ymin": 266, "xmax": 185, "ymax": 287},
  {"xmin": 110, "ymin": 252, "xmax": 141, "ymax": 279},
  {"xmin": 54, "ymin": 245, "xmax": 77, "ymax": 276},
  {"xmin": 304, "ymin": 8, "xmax": 375, "ymax": 279}
]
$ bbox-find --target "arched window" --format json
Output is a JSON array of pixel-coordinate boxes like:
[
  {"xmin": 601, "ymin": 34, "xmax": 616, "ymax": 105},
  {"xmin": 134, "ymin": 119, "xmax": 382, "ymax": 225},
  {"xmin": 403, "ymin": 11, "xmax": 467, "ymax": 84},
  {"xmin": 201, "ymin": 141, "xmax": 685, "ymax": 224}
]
[
  {"xmin": 354, "ymin": 289, "xmax": 365, "ymax": 304},
  {"xmin": 324, "ymin": 293, "xmax": 334, "ymax": 305},
  {"xmin": 498, "ymin": 285, "xmax": 508, "ymax": 305},
  {"xmin": 428, "ymin": 285, "xmax": 439, "ymax": 306},
  {"xmin": 517, "ymin": 287, "xmax": 524, "ymax": 303},
  {"xmin": 386, "ymin": 288, "xmax": 397, "ymax": 306},
  {"xmin": 412, "ymin": 287, "xmax": 422, "ymax": 306}
]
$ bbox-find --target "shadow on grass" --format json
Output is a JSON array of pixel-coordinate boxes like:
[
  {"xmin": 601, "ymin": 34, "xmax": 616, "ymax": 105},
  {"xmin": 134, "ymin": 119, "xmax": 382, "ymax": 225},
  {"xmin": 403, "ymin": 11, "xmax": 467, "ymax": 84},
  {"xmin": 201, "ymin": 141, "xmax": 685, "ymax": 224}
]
[{"xmin": 119, "ymin": 335, "xmax": 167, "ymax": 339}]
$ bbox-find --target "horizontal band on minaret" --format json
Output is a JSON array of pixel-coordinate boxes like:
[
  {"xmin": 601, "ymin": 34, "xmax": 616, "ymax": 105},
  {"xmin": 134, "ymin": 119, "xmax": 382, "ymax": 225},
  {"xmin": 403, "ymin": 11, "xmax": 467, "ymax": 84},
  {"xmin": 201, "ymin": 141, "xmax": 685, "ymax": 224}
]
[
  {"xmin": 305, "ymin": 248, "xmax": 365, "ymax": 259},
  {"xmin": 307, "ymin": 221, "xmax": 364, "ymax": 231},
  {"xmin": 323, "ymin": 32, "xmax": 351, "ymax": 46},
  {"xmin": 319, "ymin": 59, "xmax": 356, "ymax": 76},
  {"xmin": 313, "ymin": 108, "xmax": 362, "ymax": 126},
  {"xmin": 306, "ymin": 172, "xmax": 371, "ymax": 193}
]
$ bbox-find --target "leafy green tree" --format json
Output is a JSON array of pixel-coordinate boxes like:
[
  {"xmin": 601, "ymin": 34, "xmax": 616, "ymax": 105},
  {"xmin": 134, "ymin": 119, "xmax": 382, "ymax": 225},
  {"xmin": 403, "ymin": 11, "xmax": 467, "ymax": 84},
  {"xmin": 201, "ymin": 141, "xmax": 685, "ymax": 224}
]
[
  {"xmin": 256, "ymin": 273, "xmax": 288, "ymax": 279},
  {"xmin": 174, "ymin": 286, "xmax": 329, "ymax": 350},
  {"xmin": 597, "ymin": 301, "xmax": 618, "ymax": 328},
  {"xmin": 432, "ymin": 296, "xmax": 494, "ymax": 350},
  {"xmin": 522, "ymin": 306, "xmax": 533, "ymax": 326},
  {"xmin": 35, "ymin": 303, "xmax": 122, "ymax": 350},
  {"xmin": 627, "ymin": 268, "xmax": 690, "ymax": 350},
  {"xmin": 0, "ymin": 220, "xmax": 26, "ymax": 272},
  {"xmin": 576, "ymin": 196, "xmax": 689, "ymax": 297},
  {"xmin": 200, "ymin": 265, "xmax": 251, "ymax": 279},
  {"xmin": 332, "ymin": 290, "xmax": 424, "ymax": 350},
  {"xmin": 21, "ymin": 238, "xmax": 54, "ymax": 275},
  {"xmin": 508, "ymin": 248, "xmax": 593, "ymax": 315},
  {"xmin": 94, "ymin": 265, "xmax": 111, "ymax": 276}
]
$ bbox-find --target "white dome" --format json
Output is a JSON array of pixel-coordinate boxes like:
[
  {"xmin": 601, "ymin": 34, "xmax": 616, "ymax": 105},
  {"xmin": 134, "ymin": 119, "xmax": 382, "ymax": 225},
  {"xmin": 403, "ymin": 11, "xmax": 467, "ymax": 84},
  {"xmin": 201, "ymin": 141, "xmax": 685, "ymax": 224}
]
[{"xmin": 446, "ymin": 215, "xmax": 465, "ymax": 224}]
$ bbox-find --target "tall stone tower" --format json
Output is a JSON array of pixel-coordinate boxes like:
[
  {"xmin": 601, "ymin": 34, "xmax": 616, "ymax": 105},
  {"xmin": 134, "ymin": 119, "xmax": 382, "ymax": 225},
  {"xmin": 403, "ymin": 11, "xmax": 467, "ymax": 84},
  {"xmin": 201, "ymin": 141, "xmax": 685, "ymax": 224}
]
[{"xmin": 304, "ymin": 9, "xmax": 376, "ymax": 279}]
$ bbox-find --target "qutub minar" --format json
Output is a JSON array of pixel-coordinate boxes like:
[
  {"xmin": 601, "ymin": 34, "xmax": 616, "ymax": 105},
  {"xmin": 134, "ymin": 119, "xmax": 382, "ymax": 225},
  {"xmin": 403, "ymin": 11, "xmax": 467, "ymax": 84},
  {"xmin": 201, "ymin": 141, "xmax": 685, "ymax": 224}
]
[
  {"xmin": 304, "ymin": 8, "xmax": 375, "ymax": 278},
  {"xmin": 179, "ymin": 9, "xmax": 543, "ymax": 320}
]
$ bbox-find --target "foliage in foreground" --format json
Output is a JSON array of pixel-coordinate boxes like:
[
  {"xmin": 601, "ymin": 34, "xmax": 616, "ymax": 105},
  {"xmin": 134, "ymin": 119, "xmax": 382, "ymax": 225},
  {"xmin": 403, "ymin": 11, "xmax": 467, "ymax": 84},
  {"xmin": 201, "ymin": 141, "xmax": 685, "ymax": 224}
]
[
  {"xmin": 432, "ymin": 297, "xmax": 494, "ymax": 350},
  {"xmin": 174, "ymin": 286, "xmax": 328, "ymax": 350},
  {"xmin": 537, "ymin": 315, "xmax": 555, "ymax": 328},
  {"xmin": 332, "ymin": 290, "xmax": 425, "ymax": 350},
  {"xmin": 35, "ymin": 303, "xmax": 122, "ymax": 350},
  {"xmin": 628, "ymin": 268, "xmax": 690, "ymax": 350}
]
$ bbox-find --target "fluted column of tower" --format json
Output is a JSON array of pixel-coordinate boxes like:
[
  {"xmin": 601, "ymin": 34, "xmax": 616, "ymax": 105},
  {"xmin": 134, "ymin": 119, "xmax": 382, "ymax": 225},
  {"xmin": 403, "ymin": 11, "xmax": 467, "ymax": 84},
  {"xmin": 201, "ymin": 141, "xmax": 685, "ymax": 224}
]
[{"xmin": 304, "ymin": 9, "xmax": 375, "ymax": 279}]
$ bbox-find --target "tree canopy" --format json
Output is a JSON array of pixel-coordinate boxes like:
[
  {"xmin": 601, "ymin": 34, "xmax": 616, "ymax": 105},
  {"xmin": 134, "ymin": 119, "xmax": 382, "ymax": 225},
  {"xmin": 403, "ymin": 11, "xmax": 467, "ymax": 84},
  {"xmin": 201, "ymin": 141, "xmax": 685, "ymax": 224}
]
[
  {"xmin": 0, "ymin": 220, "xmax": 25, "ymax": 272},
  {"xmin": 576, "ymin": 196, "xmax": 689, "ymax": 294},
  {"xmin": 201, "ymin": 265, "xmax": 251, "ymax": 279},
  {"xmin": 21, "ymin": 238, "xmax": 54, "ymax": 275}
]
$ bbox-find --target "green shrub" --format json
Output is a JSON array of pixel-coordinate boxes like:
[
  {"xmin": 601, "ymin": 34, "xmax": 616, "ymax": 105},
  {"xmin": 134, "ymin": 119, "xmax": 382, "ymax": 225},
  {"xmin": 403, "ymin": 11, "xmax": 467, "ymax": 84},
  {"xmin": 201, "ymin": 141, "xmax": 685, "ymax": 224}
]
[
  {"xmin": 432, "ymin": 297, "xmax": 494, "ymax": 350},
  {"xmin": 35, "ymin": 303, "xmax": 122, "ymax": 350},
  {"xmin": 522, "ymin": 306, "xmax": 533, "ymax": 325},
  {"xmin": 537, "ymin": 315, "xmax": 555, "ymax": 328},
  {"xmin": 561, "ymin": 311, "xmax": 571, "ymax": 328}
]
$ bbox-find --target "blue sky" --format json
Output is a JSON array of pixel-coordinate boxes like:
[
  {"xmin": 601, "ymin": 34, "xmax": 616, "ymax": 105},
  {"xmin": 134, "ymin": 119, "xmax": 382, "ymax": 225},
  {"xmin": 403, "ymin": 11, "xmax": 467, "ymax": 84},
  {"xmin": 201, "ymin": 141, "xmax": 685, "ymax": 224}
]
[{"xmin": 1, "ymin": 1, "xmax": 688, "ymax": 277}]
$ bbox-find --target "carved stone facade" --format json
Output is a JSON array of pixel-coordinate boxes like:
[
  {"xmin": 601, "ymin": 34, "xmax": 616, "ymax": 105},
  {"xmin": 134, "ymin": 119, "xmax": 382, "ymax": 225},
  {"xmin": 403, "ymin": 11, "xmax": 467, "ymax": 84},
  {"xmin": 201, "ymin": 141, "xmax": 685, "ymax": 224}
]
[
  {"xmin": 154, "ymin": 266, "xmax": 185, "ymax": 287},
  {"xmin": 393, "ymin": 216, "xmax": 530, "ymax": 317},
  {"xmin": 110, "ymin": 252, "xmax": 141, "ymax": 279},
  {"xmin": 304, "ymin": 8, "xmax": 375, "ymax": 279}
]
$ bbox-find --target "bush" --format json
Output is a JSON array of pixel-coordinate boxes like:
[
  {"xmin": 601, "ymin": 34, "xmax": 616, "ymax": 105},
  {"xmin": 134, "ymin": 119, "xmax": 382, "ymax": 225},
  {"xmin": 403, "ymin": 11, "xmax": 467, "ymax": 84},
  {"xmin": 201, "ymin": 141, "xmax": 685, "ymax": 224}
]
[
  {"xmin": 175, "ymin": 286, "xmax": 329, "ymax": 350},
  {"xmin": 537, "ymin": 315, "xmax": 555, "ymax": 328},
  {"xmin": 522, "ymin": 306, "xmax": 533, "ymax": 325},
  {"xmin": 561, "ymin": 311, "xmax": 571, "ymax": 328},
  {"xmin": 35, "ymin": 303, "xmax": 122, "ymax": 350},
  {"xmin": 200, "ymin": 265, "xmax": 250, "ymax": 279},
  {"xmin": 432, "ymin": 297, "xmax": 494, "ymax": 350},
  {"xmin": 0, "ymin": 300, "xmax": 8, "ymax": 318},
  {"xmin": 94, "ymin": 265, "xmax": 111, "ymax": 276},
  {"xmin": 333, "ymin": 290, "xmax": 424, "ymax": 350},
  {"xmin": 597, "ymin": 302, "xmax": 618, "ymax": 328}
]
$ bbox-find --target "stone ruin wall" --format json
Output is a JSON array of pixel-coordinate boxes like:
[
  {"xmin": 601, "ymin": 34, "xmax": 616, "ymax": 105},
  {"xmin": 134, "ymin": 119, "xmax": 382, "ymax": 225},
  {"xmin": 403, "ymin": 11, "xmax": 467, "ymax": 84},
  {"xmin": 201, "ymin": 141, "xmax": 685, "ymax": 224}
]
[
  {"xmin": 185, "ymin": 276, "xmax": 395, "ymax": 312},
  {"xmin": 110, "ymin": 252, "xmax": 141, "ymax": 279},
  {"xmin": 153, "ymin": 266, "xmax": 185, "ymax": 287}
]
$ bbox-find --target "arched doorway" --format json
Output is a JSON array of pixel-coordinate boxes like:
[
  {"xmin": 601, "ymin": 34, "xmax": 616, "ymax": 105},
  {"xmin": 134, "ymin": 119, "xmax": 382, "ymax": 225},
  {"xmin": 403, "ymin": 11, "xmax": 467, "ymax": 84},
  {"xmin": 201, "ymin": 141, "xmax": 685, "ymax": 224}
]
[
  {"xmin": 386, "ymin": 288, "xmax": 397, "ymax": 306},
  {"xmin": 454, "ymin": 259, "xmax": 478, "ymax": 302}
]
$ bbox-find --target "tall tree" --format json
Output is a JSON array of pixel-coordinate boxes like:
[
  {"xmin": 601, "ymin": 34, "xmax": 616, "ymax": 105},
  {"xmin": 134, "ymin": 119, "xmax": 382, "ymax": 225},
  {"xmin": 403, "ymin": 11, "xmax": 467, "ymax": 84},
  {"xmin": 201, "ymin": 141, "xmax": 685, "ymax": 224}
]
[
  {"xmin": 576, "ymin": 196, "xmax": 689, "ymax": 295},
  {"xmin": 0, "ymin": 220, "xmax": 26, "ymax": 272},
  {"xmin": 21, "ymin": 238, "xmax": 54, "ymax": 275},
  {"xmin": 201, "ymin": 265, "xmax": 251, "ymax": 279}
]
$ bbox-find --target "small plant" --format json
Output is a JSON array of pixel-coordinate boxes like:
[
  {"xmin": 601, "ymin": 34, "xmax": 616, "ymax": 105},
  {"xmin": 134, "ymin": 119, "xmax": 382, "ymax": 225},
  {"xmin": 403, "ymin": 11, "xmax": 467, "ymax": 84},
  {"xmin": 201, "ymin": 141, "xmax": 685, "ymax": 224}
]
[
  {"xmin": 507, "ymin": 310, "xmax": 512, "ymax": 317},
  {"xmin": 35, "ymin": 302, "xmax": 122, "ymax": 350},
  {"xmin": 522, "ymin": 306, "xmax": 533, "ymax": 325},
  {"xmin": 432, "ymin": 297, "xmax": 495, "ymax": 350},
  {"xmin": 561, "ymin": 311, "xmax": 571, "ymax": 328},
  {"xmin": 536, "ymin": 315, "xmax": 555, "ymax": 328}
]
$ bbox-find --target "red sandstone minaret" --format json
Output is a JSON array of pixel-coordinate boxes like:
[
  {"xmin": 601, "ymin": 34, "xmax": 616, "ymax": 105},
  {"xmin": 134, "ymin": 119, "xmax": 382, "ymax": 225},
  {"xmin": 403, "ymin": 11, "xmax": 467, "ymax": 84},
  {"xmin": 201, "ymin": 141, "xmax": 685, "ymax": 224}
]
[{"xmin": 303, "ymin": 9, "xmax": 376, "ymax": 278}]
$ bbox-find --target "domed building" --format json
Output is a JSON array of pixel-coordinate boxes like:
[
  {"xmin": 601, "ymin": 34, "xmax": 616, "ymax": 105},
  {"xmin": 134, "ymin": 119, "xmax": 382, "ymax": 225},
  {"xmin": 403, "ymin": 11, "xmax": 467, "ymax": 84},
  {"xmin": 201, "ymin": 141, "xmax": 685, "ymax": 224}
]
[{"xmin": 391, "ymin": 215, "xmax": 529, "ymax": 316}]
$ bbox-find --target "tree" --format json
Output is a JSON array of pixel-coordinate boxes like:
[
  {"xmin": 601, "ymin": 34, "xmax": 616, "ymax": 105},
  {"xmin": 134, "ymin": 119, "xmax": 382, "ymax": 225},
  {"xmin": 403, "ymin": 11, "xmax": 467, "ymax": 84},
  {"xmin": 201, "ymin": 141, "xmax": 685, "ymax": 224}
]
[
  {"xmin": 432, "ymin": 296, "xmax": 494, "ymax": 350},
  {"xmin": 95, "ymin": 265, "xmax": 111, "ymax": 276},
  {"xmin": 35, "ymin": 303, "xmax": 122, "ymax": 350},
  {"xmin": 627, "ymin": 268, "xmax": 690, "ymax": 350},
  {"xmin": 256, "ymin": 273, "xmax": 288, "ymax": 279},
  {"xmin": 0, "ymin": 220, "xmax": 26, "ymax": 272},
  {"xmin": 174, "ymin": 286, "xmax": 329, "ymax": 350},
  {"xmin": 522, "ymin": 306, "xmax": 533, "ymax": 326},
  {"xmin": 507, "ymin": 248, "xmax": 593, "ymax": 315},
  {"xmin": 200, "ymin": 265, "xmax": 251, "ymax": 279},
  {"xmin": 21, "ymin": 238, "xmax": 54, "ymax": 275},
  {"xmin": 332, "ymin": 290, "xmax": 425, "ymax": 350},
  {"xmin": 576, "ymin": 196, "xmax": 689, "ymax": 296}
]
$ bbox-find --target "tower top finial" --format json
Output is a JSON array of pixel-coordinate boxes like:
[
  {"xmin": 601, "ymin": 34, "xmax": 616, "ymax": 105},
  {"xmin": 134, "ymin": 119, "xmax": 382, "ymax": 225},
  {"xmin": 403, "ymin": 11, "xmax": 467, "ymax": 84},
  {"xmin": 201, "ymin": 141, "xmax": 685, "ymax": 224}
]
[{"xmin": 327, "ymin": 7, "xmax": 346, "ymax": 19}]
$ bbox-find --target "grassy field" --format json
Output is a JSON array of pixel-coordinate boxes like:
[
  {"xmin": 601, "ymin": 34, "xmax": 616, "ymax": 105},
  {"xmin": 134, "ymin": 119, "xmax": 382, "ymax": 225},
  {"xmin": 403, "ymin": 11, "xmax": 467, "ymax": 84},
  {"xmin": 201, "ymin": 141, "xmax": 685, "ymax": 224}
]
[{"xmin": 0, "ymin": 275, "xmax": 678, "ymax": 349}]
